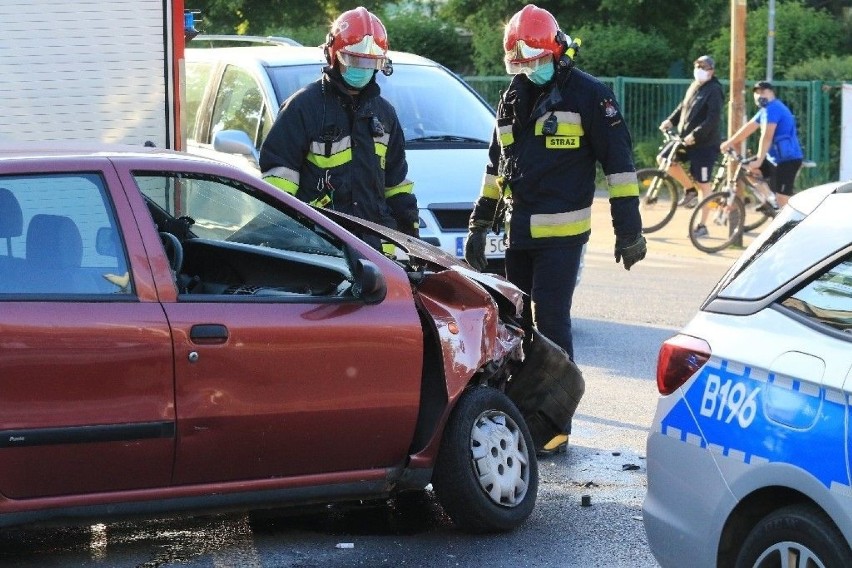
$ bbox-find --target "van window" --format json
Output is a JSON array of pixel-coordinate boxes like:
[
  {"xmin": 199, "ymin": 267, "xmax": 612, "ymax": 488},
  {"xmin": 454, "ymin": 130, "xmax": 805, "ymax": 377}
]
[
  {"xmin": 211, "ymin": 65, "xmax": 266, "ymax": 147},
  {"xmin": 186, "ymin": 60, "xmax": 215, "ymax": 140}
]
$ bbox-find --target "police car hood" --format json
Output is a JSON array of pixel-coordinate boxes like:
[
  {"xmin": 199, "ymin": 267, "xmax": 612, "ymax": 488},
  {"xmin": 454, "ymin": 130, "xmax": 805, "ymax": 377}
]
[{"xmin": 320, "ymin": 208, "xmax": 523, "ymax": 305}]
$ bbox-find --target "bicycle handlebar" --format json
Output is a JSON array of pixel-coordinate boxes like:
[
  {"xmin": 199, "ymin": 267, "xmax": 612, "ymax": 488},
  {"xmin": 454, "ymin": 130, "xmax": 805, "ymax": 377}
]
[
  {"xmin": 663, "ymin": 128, "xmax": 681, "ymax": 142},
  {"xmin": 723, "ymin": 147, "xmax": 758, "ymax": 166}
]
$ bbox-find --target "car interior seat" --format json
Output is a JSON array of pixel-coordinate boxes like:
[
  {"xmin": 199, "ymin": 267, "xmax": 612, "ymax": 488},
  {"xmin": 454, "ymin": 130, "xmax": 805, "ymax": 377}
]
[
  {"xmin": 24, "ymin": 214, "xmax": 90, "ymax": 293},
  {"xmin": 0, "ymin": 187, "xmax": 23, "ymax": 257}
]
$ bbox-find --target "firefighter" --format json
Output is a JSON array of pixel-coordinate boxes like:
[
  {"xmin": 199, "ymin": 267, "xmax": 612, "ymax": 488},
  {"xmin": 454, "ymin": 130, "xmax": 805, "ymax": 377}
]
[
  {"xmin": 464, "ymin": 5, "xmax": 646, "ymax": 454},
  {"xmin": 259, "ymin": 7, "xmax": 419, "ymax": 248}
]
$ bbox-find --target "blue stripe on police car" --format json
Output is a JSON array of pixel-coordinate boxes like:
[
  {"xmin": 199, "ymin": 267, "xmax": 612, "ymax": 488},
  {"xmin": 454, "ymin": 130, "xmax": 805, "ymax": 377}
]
[{"xmin": 660, "ymin": 358, "xmax": 850, "ymax": 491}]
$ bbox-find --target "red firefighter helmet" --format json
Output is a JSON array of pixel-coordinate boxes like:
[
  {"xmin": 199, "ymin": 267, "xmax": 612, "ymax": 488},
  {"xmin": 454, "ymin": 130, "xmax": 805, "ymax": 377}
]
[
  {"xmin": 503, "ymin": 4, "xmax": 565, "ymax": 74},
  {"xmin": 325, "ymin": 7, "xmax": 389, "ymax": 70}
]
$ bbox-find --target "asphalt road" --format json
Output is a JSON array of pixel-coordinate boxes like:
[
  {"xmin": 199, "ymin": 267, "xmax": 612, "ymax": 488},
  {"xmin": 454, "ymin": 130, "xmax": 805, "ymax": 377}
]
[{"xmin": 0, "ymin": 197, "xmax": 750, "ymax": 568}]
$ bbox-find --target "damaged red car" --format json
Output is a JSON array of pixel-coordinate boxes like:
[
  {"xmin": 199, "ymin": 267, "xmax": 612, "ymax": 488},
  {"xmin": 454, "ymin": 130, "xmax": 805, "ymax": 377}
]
[{"xmin": 0, "ymin": 144, "xmax": 583, "ymax": 533}]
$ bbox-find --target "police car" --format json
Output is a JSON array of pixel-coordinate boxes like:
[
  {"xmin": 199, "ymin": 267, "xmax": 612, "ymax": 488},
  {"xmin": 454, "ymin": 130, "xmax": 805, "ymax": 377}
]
[{"xmin": 643, "ymin": 180, "xmax": 852, "ymax": 567}]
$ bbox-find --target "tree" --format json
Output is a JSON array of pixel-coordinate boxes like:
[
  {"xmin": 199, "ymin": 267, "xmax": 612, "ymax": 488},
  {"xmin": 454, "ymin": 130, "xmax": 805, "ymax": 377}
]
[
  {"xmin": 571, "ymin": 24, "xmax": 673, "ymax": 77},
  {"xmin": 191, "ymin": 0, "xmax": 388, "ymax": 35},
  {"xmin": 384, "ymin": 13, "xmax": 470, "ymax": 72},
  {"xmin": 708, "ymin": 1, "xmax": 844, "ymax": 80}
]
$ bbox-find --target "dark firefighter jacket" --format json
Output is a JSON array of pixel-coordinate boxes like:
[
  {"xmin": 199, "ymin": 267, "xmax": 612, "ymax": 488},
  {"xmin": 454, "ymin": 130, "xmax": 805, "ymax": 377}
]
[
  {"xmin": 666, "ymin": 76, "xmax": 724, "ymax": 148},
  {"xmin": 259, "ymin": 67, "xmax": 418, "ymax": 235},
  {"xmin": 470, "ymin": 67, "xmax": 641, "ymax": 249}
]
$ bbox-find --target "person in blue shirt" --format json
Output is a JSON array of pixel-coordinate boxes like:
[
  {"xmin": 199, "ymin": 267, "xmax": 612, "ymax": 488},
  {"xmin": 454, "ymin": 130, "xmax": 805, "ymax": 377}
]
[{"xmin": 721, "ymin": 80, "xmax": 804, "ymax": 208}]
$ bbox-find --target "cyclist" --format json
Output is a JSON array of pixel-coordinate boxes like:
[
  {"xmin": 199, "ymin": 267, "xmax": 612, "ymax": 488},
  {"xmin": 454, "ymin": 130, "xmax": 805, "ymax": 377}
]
[
  {"xmin": 721, "ymin": 80, "xmax": 802, "ymax": 211},
  {"xmin": 658, "ymin": 55, "xmax": 724, "ymax": 237}
]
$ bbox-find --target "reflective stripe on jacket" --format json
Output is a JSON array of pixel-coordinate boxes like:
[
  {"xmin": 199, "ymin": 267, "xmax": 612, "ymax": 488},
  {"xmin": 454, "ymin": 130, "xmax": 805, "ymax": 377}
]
[
  {"xmin": 471, "ymin": 68, "xmax": 641, "ymax": 249},
  {"xmin": 259, "ymin": 68, "xmax": 416, "ymax": 232}
]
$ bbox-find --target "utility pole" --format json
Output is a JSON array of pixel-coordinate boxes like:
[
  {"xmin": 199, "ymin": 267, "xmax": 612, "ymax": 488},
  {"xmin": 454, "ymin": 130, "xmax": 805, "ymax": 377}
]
[
  {"xmin": 767, "ymin": 0, "xmax": 776, "ymax": 81},
  {"xmin": 729, "ymin": 0, "xmax": 747, "ymax": 245},
  {"xmin": 729, "ymin": 0, "xmax": 747, "ymax": 144}
]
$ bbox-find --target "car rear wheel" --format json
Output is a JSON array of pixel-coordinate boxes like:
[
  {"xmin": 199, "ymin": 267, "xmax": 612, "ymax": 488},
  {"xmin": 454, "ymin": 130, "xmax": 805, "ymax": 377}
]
[
  {"xmin": 735, "ymin": 504, "xmax": 852, "ymax": 568},
  {"xmin": 432, "ymin": 386, "xmax": 538, "ymax": 533}
]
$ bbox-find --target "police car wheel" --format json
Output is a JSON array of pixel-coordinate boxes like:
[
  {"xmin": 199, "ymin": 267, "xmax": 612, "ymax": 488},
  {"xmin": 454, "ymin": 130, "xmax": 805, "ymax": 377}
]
[
  {"xmin": 432, "ymin": 386, "xmax": 538, "ymax": 533},
  {"xmin": 734, "ymin": 504, "xmax": 852, "ymax": 568}
]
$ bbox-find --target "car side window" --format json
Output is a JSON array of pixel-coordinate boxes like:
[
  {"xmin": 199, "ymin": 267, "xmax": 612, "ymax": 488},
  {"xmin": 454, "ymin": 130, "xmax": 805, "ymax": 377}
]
[
  {"xmin": 782, "ymin": 255, "xmax": 852, "ymax": 333},
  {"xmin": 0, "ymin": 174, "xmax": 132, "ymax": 296},
  {"xmin": 210, "ymin": 65, "xmax": 265, "ymax": 147},
  {"xmin": 186, "ymin": 60, "xmax": 215, "ymax": 140},
  {"xmin": 134, "ymin": 172, "xmax": 351, "ymax": 299}
]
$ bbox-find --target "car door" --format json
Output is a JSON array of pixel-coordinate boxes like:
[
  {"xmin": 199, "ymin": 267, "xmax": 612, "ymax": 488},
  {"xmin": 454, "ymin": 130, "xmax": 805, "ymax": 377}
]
[
  {"xmin": 122, "ymin": 167, "xmax": 424, "ymax": 485},
  {"xmin": 780, "ymin": 251, "xmax": 852, "ymax": 491},
  {"xmin": 0, "ymin": 159, "xmax": 175, "ymax": 499}
]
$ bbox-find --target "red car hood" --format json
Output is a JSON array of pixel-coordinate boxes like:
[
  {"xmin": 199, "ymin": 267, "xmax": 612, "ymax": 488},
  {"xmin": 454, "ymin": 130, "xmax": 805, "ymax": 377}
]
[{"xmin": 319, "ymin": 209, "xmax": 524, "ymax": 312}]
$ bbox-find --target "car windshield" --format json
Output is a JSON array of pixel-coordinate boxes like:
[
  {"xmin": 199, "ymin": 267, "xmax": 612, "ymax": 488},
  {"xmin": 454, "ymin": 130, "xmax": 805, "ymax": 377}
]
[
  {"xmin": 712, "ymin": 192, "xmax": 850, "ymax": 301},
  {"xmin": 267, "ymin": 63, "xmax": 494, "ymax": 144}
]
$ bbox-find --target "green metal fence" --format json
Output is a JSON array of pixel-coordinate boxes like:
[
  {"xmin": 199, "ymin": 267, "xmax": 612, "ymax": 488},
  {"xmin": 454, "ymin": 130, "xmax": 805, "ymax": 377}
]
[{"xmin": 464, "ymin": 75, "xmax": 843, "ymax": 188}]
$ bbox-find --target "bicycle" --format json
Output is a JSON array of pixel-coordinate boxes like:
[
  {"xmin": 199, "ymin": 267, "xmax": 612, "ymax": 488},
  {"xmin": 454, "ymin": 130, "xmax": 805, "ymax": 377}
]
[
  {"xmin": 638, "ymin": 129, "xmax": 688, "ymax": 233},
  {"xmin": 687, "ymin": 149, "xmax": 777, "ymax": 253}
]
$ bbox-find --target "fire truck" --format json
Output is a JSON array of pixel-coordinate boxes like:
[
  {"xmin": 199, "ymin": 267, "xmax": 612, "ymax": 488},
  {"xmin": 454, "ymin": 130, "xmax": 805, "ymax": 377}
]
[{"xmin": 0, "ymin": 0, "xmax": 191, "ymax": 150}]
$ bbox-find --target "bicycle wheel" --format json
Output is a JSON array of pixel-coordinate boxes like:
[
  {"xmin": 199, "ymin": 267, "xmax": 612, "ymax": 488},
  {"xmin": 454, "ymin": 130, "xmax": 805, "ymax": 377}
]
[
  {"xmin": 637, "ymin": 169, "xmax": 678, "ymax": 233},
  {"xmin": 741, "ymin": 182, "xmax": 771, "ymax": 233},
  {"xmin": 688, "ymin": 192, "xmax": 746, "ymax": 253}
]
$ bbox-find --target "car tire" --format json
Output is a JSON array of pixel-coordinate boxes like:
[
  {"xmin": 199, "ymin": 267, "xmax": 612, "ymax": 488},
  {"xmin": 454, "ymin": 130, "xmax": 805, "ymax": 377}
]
[
  {"xmin": 432, "ymin": 385, "xmax": 538, "ymax": 533},
  {"xmin": 734, "ymin": 504, "xmax": 852, "ymax": 568}
]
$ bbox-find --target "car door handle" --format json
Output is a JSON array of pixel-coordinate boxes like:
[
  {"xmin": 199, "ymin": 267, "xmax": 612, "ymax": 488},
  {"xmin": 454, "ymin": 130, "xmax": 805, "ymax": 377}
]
[{"xmin": 190, "ymin": 324, "xmax": 229, "ymax": 344}]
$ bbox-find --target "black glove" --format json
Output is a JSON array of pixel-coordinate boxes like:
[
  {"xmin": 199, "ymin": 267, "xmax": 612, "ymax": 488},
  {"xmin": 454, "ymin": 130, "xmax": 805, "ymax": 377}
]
[
  {"xmin": 614, "ymin": 234, "xmax": 647, "ymax": 271},
  {"xmin": 464, "ymin": 230, "xmax": 487, "ymax": 272}
]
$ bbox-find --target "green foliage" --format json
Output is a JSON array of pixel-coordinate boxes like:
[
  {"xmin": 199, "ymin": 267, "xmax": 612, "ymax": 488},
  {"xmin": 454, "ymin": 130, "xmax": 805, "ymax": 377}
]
[
  {"xmin": 191, "ymin": 0, "xmax": 387, "ymax": 35},
  {"xmin": 571, "ymin": 25, "xmax": 673, "ymax": 78},
  {"xmin": 785, "ymin": 55, "xmax": 852, "ymax": 81},
  {"xmin": 708, "ymin": 1, "xmax": 844, "ymax": 80},
  {"xmin": 384, "ymin": 13, "xmax": 470, "ymax": 72},
  {"xmin": 633, "ymin": 137, "xmax": 665, "ymax": 169}
]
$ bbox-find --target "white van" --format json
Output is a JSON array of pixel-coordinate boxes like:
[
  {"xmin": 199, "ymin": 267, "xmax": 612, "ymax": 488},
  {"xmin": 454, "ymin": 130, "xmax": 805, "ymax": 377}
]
[{"xmin": 185, "ymin": 43, "xmax": 505, "ymax": 271}]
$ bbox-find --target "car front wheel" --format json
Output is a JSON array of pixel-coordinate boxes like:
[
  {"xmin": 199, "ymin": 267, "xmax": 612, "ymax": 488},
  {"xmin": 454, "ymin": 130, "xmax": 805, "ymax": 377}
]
[
  {"xmin": 735, "ymin": 504, "xmax": 852, "ymax": 568},
  {"xmin": 432, "ymin": 386, "xmax": 538, "ymax": 533}
]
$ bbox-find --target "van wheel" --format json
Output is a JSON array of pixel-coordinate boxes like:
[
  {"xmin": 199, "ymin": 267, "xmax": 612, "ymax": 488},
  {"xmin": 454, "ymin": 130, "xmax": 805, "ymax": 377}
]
[
  {"xmin": 735, "ymin": 504, "xmax": 852, "ymax": 568},
  {"xmin": 432, "ymin": 386, "xmax": 538, "ymax": 533}
]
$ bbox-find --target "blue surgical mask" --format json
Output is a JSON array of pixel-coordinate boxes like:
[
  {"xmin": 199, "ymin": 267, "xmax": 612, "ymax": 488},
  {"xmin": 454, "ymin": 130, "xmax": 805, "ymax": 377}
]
[
  {"xmin": 527, "ymin": 63, "xmax": 554, "ymax": 86},
  {"xmin": 341, "ymin": 67, "xmax": 374, "ymax": 89}
]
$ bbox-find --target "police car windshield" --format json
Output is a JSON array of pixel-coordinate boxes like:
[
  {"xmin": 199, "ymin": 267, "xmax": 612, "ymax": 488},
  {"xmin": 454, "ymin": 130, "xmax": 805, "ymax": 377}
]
[
  {"xmin": 713, "ymin": 191, "xmax": 850, "ymax": 301},
  {"xmin": 267, "ymin": 63, "xmax": 495, "ymax": 145}
]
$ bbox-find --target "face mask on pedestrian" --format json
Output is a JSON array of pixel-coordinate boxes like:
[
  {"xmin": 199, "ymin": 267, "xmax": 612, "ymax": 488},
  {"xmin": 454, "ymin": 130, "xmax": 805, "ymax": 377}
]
[
  {"xmin": 756, "ymin": 96, "xmax": 769, "ymax": 108},
  {"xmin": 527, "ymin": 63, "xmax": 554, "ymax": 86},
  {"xmin": 341, "ymin": 66, "xmax": 374, "ymax": 89},
  {"xmin": 693, "ymin": 67, "xmax": 711, "ymax": 83}
]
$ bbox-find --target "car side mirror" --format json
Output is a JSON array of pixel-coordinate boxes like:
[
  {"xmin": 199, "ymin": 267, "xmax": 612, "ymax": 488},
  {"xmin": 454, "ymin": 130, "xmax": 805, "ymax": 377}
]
[
  {"xmin": 352, "ymin": 259, "xmax": 386, "ymax": 304},
  {"xmin": 213, "ymin": 130, "xmax": 260, "ymax": 164}
]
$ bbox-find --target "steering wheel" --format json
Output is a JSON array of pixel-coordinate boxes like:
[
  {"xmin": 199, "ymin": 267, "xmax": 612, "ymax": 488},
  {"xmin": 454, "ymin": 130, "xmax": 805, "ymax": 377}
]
[{"xmin": 159, "ymin": 231, "xmax": 184, "ymax": 274}]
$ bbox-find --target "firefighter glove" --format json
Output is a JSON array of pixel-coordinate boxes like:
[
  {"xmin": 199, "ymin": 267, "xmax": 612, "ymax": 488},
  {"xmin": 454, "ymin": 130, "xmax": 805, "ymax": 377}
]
[
  {"xmin": 614, "ymin": 234, "xmax": 647, "ymax": 271},
  {"xmin": 464, "ymin": 229, "xmax": 488, "ymax": 272}
]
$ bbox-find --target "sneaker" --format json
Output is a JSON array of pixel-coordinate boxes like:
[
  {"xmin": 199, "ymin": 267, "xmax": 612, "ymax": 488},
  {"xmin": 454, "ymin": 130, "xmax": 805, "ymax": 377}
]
[
  {"xmin": 678, "ymin": 188, "xmax": 699, "ymax": 208},
  {"xmin": 692, "ymin": 224, "xmax": 709, "ymax": 238},
  {"xmin": 536, "ymin": 434, "xmax": 569, "ymax": 457}
]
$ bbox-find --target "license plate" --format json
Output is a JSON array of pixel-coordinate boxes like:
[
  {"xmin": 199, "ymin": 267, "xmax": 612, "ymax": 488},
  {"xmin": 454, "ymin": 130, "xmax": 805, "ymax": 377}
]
[{"xmin": 457, "ymin": 234, "xmax": 506, "ymax": 258}]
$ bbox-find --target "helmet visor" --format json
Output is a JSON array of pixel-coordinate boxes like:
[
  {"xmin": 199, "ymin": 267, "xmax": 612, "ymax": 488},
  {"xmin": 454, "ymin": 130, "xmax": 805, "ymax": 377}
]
[
  {"xmin": 505, "ymin": 53, "xmax": 552, "ymax": 75},
  {"xmin": 337, "ymin": 50, "xmax": 387, "ymax": 70}
]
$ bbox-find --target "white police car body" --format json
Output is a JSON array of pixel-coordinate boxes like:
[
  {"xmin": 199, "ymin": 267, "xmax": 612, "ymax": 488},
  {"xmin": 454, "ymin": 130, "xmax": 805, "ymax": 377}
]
[{"xmin": 644, "ymin": 180, "xmax": 852, "ymax": 567}]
